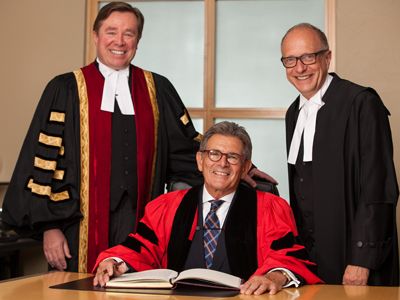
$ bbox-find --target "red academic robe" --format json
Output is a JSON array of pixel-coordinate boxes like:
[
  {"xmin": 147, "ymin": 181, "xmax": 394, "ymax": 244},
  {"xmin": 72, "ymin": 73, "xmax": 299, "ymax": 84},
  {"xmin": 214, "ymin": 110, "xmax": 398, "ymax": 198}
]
[{"xmin": 94, "ymin": 184, "xmax": 322, "ymax": 284}]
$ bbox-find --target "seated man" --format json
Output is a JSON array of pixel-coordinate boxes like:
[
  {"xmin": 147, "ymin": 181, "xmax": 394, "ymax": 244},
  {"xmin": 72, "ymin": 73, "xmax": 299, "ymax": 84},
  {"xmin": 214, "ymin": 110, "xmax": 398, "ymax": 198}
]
[{"xmin": 93, "ymin": 121, "xmax": 321, "ymax": 295}]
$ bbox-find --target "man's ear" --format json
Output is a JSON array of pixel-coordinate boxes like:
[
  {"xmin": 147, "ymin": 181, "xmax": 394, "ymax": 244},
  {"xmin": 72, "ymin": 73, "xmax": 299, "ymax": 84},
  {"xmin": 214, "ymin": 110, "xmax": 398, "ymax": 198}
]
[
  {"xmin": 243, "ymin": 160, "xmax": 253, "ymax": 174},
  {"xmin": 325, "ymin": 50, "xmax": 332, "ymax": 68},
  {"xmin": 92, "ymin": 31, "xmax": 99, "ymax": 46},
  {"xmin": 196, "ymin": 151, "xmax": 203, "ymax": 172}
]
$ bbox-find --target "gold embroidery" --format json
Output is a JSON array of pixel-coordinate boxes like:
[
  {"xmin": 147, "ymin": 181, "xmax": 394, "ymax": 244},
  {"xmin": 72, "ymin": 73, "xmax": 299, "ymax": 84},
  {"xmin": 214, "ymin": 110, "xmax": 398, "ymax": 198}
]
[
  {"xmin": 34, "ymin": 156, "xmax": 57, "ymax": 171},
  {"xmin": 194, "ymin": 133, "xmax": 203, "ymax": 142},
  {"xmin": 50, "ymin": 190, "xmax": 70, "ymax": 201},
  {"xmin": 180, "ymin": 110, "xmax": 190, "ymax": 126},
  {"xmin": 27, "ymin": 179, "xmax": 69, "ymax": 201},
  {"xmin": 143, "ymin": 70, "xmax": 159, "ymax": 197},
  {"xmin": 59, "ymin": 146, "xmax": 65, "ymax": 156},
  {"xmin": 39, "ymin": 132, "xmax": 63, "ymax": 147},
  {"xmin": 74, "ymin": 69, "xmax": 90, "ymax": 273},
  {"xmin": 53, "ymin": 169, "xmax": 65, "ymax": 180},
  {"xmin": 49, "ymin": 111, "xmax": 65, "ymax": 123}
]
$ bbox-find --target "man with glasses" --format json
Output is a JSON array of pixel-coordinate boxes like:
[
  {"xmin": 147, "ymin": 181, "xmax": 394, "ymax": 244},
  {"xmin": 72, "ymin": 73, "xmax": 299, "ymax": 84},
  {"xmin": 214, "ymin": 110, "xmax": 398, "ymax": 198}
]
[
  {"xmin": 92, "ymin": 121, "xmax": 321, "ymax": 295},
  {"xmin": 281, "ymin": 23, "xmax": 398, "ymax": 286}
]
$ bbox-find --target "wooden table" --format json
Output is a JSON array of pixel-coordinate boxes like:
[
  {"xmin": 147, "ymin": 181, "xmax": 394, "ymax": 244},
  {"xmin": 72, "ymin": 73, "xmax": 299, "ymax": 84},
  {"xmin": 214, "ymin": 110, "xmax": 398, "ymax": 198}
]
[{"xmin": 0, "ymin": 272, "xmax": 399, "ymax": 300}]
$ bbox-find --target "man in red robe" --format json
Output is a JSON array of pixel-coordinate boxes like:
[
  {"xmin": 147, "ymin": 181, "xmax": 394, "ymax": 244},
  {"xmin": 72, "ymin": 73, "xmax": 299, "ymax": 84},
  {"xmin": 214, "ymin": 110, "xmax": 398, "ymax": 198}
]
[{"xmin": 93, "ymin": 121, "xmax": 321, "ymax": 295}]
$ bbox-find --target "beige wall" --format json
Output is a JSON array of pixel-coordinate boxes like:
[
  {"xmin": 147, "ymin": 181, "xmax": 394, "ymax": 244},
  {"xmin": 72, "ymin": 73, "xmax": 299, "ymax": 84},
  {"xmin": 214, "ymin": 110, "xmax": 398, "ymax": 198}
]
[
  {"xmin": 336, "ymin": 0, "xmax": 400, "ymax": 177},
  {"xmin": 0, "ymin": 0, "xmax": 86, "ymax": 182},
  {"xmin": 336, "ymin": 0, "xmax": 400, "ymax": 236},
  {"xmin": 0, "ymin": 0, "xmax": 86, "ymax": 275}
]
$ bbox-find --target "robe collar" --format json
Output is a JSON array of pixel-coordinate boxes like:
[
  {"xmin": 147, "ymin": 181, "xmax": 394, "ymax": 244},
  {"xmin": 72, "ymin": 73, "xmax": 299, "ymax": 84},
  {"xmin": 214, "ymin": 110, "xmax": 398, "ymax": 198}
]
[{"xmin": 167, "ymin": 183, "xmax": 258, "ymax": 279}]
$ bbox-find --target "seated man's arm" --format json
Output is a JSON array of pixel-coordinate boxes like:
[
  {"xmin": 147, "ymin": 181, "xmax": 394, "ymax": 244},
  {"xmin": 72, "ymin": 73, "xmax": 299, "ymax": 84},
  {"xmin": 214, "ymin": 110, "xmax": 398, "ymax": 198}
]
[
  {"xmin": 92, "ymin": 191, "xmax": 187, "ymax": 286},
  {"xmin": 252, "ymin": 192, "xmax": 322, "ymax": 290}
]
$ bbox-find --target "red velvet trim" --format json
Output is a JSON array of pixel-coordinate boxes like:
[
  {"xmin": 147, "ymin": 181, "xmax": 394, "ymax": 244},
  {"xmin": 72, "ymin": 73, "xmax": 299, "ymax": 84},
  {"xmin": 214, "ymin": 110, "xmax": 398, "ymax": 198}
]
[
  {"xmin": 131, "ymin": 66, "xmax": 156, "ymax": 220},
  {"xmin": 79, "ymin": 63, "xmax": 156, "ymax": 272},
  {"xmin": 81, "ymin": 63, "xmax": 112, "ymax": 272}
]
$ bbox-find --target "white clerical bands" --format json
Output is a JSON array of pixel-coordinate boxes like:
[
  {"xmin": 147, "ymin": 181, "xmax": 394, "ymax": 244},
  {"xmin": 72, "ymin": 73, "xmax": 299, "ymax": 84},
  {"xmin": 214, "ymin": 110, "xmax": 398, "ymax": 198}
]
[{"xmin": 97, "ymin": 59, "xmax": 135, "ymax": 115}]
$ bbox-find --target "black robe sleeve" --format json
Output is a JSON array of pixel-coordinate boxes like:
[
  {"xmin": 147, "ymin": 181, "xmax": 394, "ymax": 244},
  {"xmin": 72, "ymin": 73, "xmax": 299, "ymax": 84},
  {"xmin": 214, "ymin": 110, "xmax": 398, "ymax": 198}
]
[
  {"xmin": 150, "ymin": 73, "xmax": 203, "ymax": 198},
  {"xmin": 2, "ymin": 73, "xmax": 82, "ymax": 237},
  {"xmin": 346, "ymin": 88, "xmax": 399, "ymax": 270}
]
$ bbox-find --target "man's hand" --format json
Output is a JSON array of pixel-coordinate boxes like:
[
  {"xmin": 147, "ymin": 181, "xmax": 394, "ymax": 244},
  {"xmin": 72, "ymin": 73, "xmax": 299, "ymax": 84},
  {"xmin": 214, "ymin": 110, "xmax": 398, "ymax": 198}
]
[
  {"xmin": 93, "ymin": 259, "xmax": 128, "ymax": 287},
  {"xmin": 242, "ymin": 167, "xmax": 278, "ymax": 188},
  {"xmin": 240, "ymin": 272, "xmax": 287, "ymax": 295},
  {"xmin": 43, "ymin": 229, "xmax": 72, "ymax": 271},
  {"xmin": 342, "ymin": 265, "xmax": 369, "ymax": 285}
]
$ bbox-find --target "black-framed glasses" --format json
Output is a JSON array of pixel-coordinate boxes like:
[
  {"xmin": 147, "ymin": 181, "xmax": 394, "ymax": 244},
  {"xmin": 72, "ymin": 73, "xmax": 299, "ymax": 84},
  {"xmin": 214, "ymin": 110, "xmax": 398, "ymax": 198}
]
[
  {"xmin": 200, "ymin": 149, "xmax": 243, "ymax": 165},
  {"xmin": 281, "ymin": 49, "xmax": 329, "ymax": 68}
]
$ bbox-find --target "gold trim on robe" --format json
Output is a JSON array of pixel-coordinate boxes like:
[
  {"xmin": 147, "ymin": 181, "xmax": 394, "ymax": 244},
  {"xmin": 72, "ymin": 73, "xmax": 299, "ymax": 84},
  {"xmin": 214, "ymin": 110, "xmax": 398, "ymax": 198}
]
[
  {"xmin": 59, "ymin": 146, "xmax": 65, "ymax": 156},
  {"xmin": 49, "ymin": 111, "xmax": 66, "ymax": 123},
  {"xmin": 27, "ymin": 178, "xmax": 70, "ymax": 201},
  {"xmin": 38, "ymin": 132, "xmax": 63, "ymax": 148},
  {"xmin": 53, "ymin": 169, "xmax": 65, "ymax": 180},
  {"xmin": 73, "ymin": 69, "xmax": 90, "ymax": 273},
  {"xmin": 194, "ymin": 133, "xmax": 203, "ymax": 143},
  {"xmin": 34, "ymin": 156, "xmax": 57, "ymax": 171},
  {"xmin": 143, "ymin": 70, "xmax": 159, "ymax": 194},
  {"xmin": 180, "ymin": 110, "xmax": 190, "ymax": 126}
]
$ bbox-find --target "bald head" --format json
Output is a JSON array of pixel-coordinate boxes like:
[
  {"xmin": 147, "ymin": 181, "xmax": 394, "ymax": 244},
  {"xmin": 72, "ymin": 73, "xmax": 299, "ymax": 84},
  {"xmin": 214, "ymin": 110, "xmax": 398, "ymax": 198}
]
[{"xmin": 280, "ymin": 23, "xmax": 331, "ymax": 99}]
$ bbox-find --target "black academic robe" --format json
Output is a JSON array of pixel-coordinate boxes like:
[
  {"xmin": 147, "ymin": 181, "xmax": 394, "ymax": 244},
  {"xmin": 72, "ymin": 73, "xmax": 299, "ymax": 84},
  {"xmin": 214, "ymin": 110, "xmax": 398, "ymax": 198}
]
[
  {"xmin": 2, "ymin": 63, "xmax": 202, "ymax": 272},
  {"xmin": 285, "ymin": 73, "xmax": 399, "ymax": 285}
]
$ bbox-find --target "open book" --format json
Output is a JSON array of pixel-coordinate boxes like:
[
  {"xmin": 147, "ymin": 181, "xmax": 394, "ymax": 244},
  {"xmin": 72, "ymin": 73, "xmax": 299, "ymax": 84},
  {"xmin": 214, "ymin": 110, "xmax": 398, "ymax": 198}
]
[{"xmin": 105, "ymin": 268, "xmax": 243, "ymax": 290}]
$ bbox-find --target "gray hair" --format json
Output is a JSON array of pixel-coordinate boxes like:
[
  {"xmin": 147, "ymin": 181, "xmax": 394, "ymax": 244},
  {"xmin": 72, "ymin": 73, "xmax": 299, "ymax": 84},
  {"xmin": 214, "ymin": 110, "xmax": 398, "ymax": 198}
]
[
  {"xmin": 281, "ymin": 23, "xmax": 329, "ymax": 50},
  {"xmin": 200, "ymin": 121, "xmax": 252, "ymax": 161}
]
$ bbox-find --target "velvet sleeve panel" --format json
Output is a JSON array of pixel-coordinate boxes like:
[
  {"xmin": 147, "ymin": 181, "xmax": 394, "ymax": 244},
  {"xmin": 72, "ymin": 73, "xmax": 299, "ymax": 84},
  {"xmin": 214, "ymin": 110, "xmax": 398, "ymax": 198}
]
[
  {"xmin": 2, "ymin": 73, "xmax": 82, "ymax": 236},
  {"xmin": 347, "ymin": 89, "xmax": 399, "ymax": 269},
  {"xmin": 92, "ymin": 190, "xmax": 189, "ymax": 272},
  {"xmin": 254, "ymin": 191, "xmax": 322, "ymax": 284},
  {"xmin": 152, "ymin": 73, "xmax": 203, "ymax": 190}
]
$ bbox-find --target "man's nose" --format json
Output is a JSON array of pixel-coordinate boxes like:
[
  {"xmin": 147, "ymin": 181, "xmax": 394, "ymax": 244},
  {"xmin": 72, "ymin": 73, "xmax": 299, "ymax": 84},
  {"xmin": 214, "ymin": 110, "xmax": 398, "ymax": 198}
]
[
  {"xmin": 218, "ymin": 154, "xmax": 229, "ymax": 166},
  {"xmin": 294, "ymin": 59, "xmax": 307, "ymax": 72},
  {"xmin": 115, "ymin": 33, "xmax": 125, "ymax": 45}
]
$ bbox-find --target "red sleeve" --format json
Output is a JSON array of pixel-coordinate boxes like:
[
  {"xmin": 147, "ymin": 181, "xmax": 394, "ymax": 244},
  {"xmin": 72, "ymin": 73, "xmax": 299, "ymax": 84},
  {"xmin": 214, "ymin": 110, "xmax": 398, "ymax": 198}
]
[
  {"xmin": 254, "ymin": 191, "xmax": 322, "ymax": 284},
  {"xmin": 92, "ymin": 190, "xmax": 189, "ymax": 273}
]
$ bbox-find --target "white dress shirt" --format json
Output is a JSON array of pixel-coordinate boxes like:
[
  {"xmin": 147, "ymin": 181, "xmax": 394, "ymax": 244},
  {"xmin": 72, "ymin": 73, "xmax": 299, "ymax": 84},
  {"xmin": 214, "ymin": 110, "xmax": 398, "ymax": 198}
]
[
  {"xmin": 288, "ymin": 74, "xmax": 333, "ymax": 164},
  {"xmin": 202, "ymin": 186, "xmax": 234, "ymax": 227}
]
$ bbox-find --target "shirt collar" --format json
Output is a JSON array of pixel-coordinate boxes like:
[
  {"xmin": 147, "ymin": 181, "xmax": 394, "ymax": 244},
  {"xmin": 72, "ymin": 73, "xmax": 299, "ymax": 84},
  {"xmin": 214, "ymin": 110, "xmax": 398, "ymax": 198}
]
[
  {"xmin": 202, "ymin": 186, "xmax": 235, "ymax": 204},
  {"xmin": 97, "ymin": 58, "xmax": 130, "ymax": 77}
]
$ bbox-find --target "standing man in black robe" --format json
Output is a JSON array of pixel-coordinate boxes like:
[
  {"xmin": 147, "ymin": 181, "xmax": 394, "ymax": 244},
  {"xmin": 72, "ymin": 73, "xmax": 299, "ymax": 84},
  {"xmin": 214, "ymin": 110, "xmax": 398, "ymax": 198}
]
[
  {"xmin": 2, "ymin": 1, "xmax": 272, "ymax": 274},
  {"xmin": 281, "ymin": 23, "xmax": 399, "ymax": 285}
]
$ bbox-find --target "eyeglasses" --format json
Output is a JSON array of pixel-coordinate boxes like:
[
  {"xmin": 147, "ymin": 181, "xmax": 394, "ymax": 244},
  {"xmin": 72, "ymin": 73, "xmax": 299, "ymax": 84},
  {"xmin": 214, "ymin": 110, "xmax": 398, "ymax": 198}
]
[
  {"xmin": 281, "ymin": 49, "xmax": 329, "ymax": 68},
  {"xmin": 200, "ymin": 149, "xmax": 243, "ymax": 165}
]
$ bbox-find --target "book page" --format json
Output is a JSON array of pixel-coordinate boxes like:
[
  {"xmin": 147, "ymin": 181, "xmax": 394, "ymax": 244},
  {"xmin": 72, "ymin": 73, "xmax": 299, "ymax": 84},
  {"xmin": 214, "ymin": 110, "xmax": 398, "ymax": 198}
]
[
  {"xmin": 173, "ymin": 268, "xmax": 242, "ymax": 289},
  {"xmin": 106, "ymin": 269, "xmax": 178, "ymax": 288}
]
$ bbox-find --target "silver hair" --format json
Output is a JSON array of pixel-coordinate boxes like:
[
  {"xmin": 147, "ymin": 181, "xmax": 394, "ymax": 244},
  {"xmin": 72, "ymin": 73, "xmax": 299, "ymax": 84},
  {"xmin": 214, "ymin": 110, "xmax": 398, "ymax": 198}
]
[{"xmin": 199, "ymin": 121, "xmax": 252, "ymax": 161}]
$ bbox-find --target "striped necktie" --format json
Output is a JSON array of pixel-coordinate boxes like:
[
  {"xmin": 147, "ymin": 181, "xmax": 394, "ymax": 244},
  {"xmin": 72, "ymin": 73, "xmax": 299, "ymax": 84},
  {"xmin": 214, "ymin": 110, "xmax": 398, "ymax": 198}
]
[{"xmin": 203, "ymin": 200, "xmax": 224, "ymax": 269}]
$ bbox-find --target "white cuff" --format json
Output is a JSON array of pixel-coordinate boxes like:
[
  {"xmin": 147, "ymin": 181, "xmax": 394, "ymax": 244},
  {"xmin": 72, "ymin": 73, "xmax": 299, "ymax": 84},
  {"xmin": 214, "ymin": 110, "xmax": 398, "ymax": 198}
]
[
  {"xmin": 103, "ymin": 257, "xmax": 124, "ymax": 264},
  {"xmin": 268, "ymin": 268, "xmax": 301, "ymax": 288}
]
